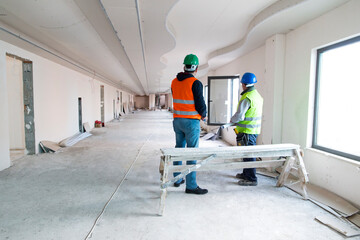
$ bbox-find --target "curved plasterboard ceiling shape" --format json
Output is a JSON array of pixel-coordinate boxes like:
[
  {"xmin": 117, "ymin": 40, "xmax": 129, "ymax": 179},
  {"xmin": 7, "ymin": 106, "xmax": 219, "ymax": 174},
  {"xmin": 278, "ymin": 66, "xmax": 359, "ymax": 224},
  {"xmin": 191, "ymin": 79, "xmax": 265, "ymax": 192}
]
[
  {"xmin": 162, "ymin": 0, "xmax": 278, "ymax": 85},
  {"xmin": 101, "ymin": 0, "xmax": 178, "ymax": 95},
  {"xmin": 0, "ymin": 0, "xmax": 143, "ymax": 94},
  {"xmin": 163, "ymin": 0, "xmax": 350, "ymax": 82},
  {"xmin": 200, "ymin": 0, "xmax": 351, "ymax": 75}
]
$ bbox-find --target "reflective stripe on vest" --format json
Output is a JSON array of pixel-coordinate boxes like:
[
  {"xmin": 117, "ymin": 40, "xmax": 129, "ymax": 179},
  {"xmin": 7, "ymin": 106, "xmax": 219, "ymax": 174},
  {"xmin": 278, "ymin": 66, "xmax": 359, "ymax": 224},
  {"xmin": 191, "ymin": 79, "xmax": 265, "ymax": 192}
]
[
  {"xmin": 173, "ymin": 99, "xmax": 195, "ymax": 104},
  {"xmin": 171, "ymin": 76, "xmax": 201, "ymax": 119},
  {"xmin": 173, "ymin": 110, "xmax": 199, "ymax": 115},
  {"xmin": 235, "ymin": 89, "xmax": 263, "ymax": 134},
  {"xmin": 235, "ymin": 123, "xmax": 262, "ymax": 128}
]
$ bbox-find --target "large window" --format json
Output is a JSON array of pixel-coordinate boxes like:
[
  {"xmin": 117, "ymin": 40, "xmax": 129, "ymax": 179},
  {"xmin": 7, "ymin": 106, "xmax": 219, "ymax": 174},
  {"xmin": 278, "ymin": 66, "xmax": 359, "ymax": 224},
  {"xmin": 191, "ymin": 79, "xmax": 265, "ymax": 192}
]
[
  {"xmin": 313, "ymin": 35, "xmax": 360, "ymax": 161},
  {"xmin": 207, "ymin": 76, "xmax": 240, "ymax": 125}
]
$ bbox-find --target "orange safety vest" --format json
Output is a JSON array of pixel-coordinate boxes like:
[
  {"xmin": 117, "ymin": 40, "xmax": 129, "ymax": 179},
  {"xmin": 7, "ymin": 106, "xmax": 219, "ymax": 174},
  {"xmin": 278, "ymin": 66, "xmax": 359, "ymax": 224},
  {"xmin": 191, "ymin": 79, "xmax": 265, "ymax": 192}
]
[{"xmin": 171, "ymin": 76, "xmax": 201, "ymax": 120}]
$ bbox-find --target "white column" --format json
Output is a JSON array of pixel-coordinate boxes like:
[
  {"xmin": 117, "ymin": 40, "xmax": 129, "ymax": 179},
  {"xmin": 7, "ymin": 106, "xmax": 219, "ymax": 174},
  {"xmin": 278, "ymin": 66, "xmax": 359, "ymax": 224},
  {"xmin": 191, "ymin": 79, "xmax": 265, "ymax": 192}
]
[
  {"xmin": 265, "ymin": 34, "xmax": 285, "ymax": 144},
  {"xmin": 0, "ymin": 49, "xmax": 11, "ymax": 171},
  {"xmin": 149, "ymin": 94, "xmax": 155, "ymax": 110}
]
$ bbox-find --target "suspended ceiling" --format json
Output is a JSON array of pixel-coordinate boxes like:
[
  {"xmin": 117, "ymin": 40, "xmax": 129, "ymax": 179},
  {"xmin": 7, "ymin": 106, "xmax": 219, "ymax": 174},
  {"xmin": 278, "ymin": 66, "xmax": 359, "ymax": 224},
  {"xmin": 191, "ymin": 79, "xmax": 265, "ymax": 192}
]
[{"xmin": 0, "ymin": 0, "xmax": 350, "ymax": 95}]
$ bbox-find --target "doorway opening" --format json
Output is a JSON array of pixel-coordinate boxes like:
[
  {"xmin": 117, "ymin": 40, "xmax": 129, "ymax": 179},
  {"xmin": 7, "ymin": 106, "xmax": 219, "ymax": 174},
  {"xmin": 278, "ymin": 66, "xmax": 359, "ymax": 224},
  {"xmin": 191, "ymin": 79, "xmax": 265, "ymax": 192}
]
[
  {"xmin": 100, "ymin": 85, "xmax": 104, "ymax": 126},
  {"xmin": 119, "ymin": 91, "xmax": 123, "ymax": 114},
  {"xmin": 6, "ymin": 53, "xmax": 35, "ymax": 161},
  {"xmin": 78, "ymin": 97, "xmax": 83, "ymax": 132}
]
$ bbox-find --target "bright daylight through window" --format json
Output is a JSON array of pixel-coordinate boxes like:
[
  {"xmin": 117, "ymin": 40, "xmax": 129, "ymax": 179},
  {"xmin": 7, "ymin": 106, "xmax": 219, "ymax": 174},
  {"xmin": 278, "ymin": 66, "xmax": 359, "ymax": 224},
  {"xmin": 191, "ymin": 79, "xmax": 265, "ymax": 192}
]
[
  {"xmin": 313, "ymin": 35, "xmax": 360, "ymax": 161},
  {"xmin": 207, "ymin": 76, "xmax": 240, "ymax": 125}
]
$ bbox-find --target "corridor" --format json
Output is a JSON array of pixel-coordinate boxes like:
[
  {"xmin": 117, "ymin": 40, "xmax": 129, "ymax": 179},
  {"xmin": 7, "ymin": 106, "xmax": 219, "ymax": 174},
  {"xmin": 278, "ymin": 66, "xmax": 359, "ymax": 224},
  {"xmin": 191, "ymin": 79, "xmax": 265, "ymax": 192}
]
[{"xmin": 0, "ymin": 111, "xmax": 345, "ymax": 240}]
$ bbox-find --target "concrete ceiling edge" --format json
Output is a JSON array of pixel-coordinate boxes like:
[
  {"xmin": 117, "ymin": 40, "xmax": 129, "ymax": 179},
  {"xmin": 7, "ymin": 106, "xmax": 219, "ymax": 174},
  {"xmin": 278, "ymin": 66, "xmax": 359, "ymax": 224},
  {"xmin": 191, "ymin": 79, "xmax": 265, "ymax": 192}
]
[
  {"xmin": 0, "ymin": 22, "xmax": 136, "ymax": 94},
  {"xmin": 74, "ymin": 0, "xmax": 146, "ymax": 95}
]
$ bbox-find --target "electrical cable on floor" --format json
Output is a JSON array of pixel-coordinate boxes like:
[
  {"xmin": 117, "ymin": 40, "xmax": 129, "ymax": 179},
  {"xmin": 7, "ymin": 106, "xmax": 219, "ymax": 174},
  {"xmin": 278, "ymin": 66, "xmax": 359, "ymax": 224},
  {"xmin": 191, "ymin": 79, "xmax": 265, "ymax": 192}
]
[{"xmin": 84, "ymin": 134, "xmax": 152, "ymax": 240}]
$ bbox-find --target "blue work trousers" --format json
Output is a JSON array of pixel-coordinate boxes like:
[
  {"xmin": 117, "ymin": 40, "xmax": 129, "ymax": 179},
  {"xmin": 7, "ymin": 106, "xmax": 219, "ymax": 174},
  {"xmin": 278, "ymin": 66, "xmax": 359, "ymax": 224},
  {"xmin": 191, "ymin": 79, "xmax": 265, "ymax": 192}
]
[
  {"xmin": 236, "ymin": 133, "xmax": 258, "ymax": 181},
  {"xmin": 172, "ymin": 118, "xmax": 200, "ymax": 190}
]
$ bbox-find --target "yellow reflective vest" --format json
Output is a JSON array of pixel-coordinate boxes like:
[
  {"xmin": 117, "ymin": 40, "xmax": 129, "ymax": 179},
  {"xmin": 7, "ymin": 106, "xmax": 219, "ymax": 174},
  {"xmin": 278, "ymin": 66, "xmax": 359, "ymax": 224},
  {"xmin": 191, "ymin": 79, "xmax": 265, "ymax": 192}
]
[{"xmin": 235, "ymin": 89, "xmax": 263, "ymax": 134}]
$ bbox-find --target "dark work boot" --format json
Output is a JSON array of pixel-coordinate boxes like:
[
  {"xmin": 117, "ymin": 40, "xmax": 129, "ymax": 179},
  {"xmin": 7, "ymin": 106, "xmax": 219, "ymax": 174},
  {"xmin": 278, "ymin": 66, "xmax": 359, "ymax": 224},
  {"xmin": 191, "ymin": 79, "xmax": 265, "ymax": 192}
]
[
  {"xmin": 185, "ymin": 186, "xmax": 208, "ymax": 195},
  {"xmin": 236, "ymin": 173, "xmax": 246, "ymax": 179},
  {"xmin": 174, "ymin": 179, "xmax": 185, "ymax": 187},
  {"xmin": 238, "ymin": 179, "xmax": 258, "ymax": 186}
]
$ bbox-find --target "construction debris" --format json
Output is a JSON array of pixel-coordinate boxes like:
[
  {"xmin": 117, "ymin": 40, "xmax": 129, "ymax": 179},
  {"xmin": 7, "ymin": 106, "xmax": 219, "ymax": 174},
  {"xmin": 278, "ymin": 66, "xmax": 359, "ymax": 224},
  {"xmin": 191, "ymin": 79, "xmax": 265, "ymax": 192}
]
[
  {"xmin": 285, "ymin": 179, "xmax": 359, "ymax": 217},
  {"xmin": 278, "ymin": 166, "xmax": 360, "ymax": 237},
  {"xmin": 59, "ymin": 132, "xmax": 92, "ymax": 147},
  {"xmin": 315, "ymin": 215, "xmax": 360, "ymax": 237},
  {"xmin": 83, "ymin": 122, "xmax": 91, "ymax": 132},
  {"xmin": 39, "ymin": 141, "xmax": 61, "ymax": 153},
  {"xmin": 348, "ymin": 214, "xmax": 360, "ymax": 228},
  {"xmin": 200, "ymin": 127, "xmax": 221, "ymax": 141},
  {"xmin": 201, "ymin": 132, "xmax": 215, "ymax": 140}
]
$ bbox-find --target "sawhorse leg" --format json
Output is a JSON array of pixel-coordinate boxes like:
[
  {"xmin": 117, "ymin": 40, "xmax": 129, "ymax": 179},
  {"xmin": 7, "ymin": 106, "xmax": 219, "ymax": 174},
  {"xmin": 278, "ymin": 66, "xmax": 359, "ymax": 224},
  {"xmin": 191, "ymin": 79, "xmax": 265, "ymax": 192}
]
[
  {"xmin": 276, "ymin": 156, "xmax": 295, "ymax": 187},
  {"xmin": 295, "ymin": 149, "xmax": 309, "ymax": 199},
  {"xmin": 158, "ymin": 154, "xmax": 215, "ymax": 216},
  {"xmin": 158, "ymin": 156, "xmax": 169, "ymax": 216}
]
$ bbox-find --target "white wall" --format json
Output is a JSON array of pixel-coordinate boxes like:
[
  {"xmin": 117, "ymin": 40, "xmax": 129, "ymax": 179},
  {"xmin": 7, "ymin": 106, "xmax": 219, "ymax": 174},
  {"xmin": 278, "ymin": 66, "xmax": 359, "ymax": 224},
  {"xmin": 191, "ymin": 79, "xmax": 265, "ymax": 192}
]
[
  {"xmin": 0, "ymin": 47, "xmax": 11, "ymax": 171},
  {"xmin": 0, "ymin": 40, "xmax": 132, "ymax": 169},
  {"xmin": 265, "ymin": 34, "xmax": 285, "ymax": 145},
  {"xmin": 212, "ymin": 0, "xmax": 360, "ymax": 207},
  {"xmin": 283, "ymin": 0, "xmax": 360, "ymax": 207},
  {"xmin": 6, "ymin": 56, "xmax": 25, "ymax": 150},
  {"xmin": 214, "ymin": 46, "xmax": 266, "ymax": 145}
]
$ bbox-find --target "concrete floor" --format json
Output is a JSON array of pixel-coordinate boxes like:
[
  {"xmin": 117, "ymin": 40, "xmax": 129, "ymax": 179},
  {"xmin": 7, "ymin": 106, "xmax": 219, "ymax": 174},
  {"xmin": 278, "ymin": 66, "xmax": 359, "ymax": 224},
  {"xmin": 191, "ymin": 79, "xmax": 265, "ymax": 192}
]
[{"xmin": 0, "ymin": 110, "xmax": 350, "ymax": 240}]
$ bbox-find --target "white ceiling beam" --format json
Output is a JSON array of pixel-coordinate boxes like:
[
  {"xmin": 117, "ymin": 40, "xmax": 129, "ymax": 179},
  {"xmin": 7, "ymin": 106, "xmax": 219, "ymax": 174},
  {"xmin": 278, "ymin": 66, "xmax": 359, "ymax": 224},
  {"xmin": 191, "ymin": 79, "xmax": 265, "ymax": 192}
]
[{"xmin": 74, "ymin": 0, "xmax": 146, "ymax": 95}]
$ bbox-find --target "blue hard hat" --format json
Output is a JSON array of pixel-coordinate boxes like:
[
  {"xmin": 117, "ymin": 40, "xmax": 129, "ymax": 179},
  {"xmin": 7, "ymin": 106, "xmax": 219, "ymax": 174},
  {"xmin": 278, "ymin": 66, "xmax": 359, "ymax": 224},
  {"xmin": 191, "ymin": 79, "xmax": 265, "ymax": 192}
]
[{"xmin": 241, "ymin": 72, "xmax": 257, "ymax": 84}]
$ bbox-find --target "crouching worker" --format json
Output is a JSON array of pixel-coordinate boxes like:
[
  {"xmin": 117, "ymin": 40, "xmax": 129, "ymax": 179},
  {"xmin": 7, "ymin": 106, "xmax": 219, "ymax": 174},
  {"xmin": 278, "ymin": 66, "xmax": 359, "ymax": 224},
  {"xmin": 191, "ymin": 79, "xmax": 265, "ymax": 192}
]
[{"xmin": 230, "ymin": 72, "xmax": 263, "ymax": 186}]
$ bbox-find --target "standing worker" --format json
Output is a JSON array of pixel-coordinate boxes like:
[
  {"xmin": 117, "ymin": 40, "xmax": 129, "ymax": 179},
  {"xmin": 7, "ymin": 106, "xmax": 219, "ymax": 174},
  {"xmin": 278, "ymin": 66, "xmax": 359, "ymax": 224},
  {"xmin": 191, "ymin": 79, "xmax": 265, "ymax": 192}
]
[
  {"xmin": 230, "ymin": 72, "xmax": 263, "ymax": 186},
  {"xmin": 171, "ymin": 53, "xmax": 208, "ymax": 195}
]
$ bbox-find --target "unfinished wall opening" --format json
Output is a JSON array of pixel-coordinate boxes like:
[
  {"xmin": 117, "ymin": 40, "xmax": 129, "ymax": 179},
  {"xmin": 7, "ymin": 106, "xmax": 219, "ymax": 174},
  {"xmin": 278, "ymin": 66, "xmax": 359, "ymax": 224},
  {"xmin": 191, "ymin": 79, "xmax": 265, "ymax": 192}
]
[
  {"xmin": 78, "ymin": 97, "xmax": 83, "ymax": 132},
  {"xmin": 116, "ymin": 90, "xmax": 120, "ymax": 117},
  {"xmin": 6, "ymin": 53, "xmax": 35, "ymax": 160},
  {"xmin": 113, "ymin": 99, "xmax": 116, "ymax": 119},
  {"xmin": 100, "ymin": 85, "xmax": 104, "ymax": 125},
  {"xmin": 120, "ymin": 91, "xmax": 123, "ymax": 114}
]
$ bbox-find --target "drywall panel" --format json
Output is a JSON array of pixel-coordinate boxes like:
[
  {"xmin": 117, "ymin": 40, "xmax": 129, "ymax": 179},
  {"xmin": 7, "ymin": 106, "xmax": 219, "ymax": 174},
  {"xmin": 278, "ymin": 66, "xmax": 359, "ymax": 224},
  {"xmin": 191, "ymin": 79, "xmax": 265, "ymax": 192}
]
[
  {"xmin": 214, "ymin": 45, "xmax": 266, "ymax": 145},
  {"xmin": 304, "ymin": 148, "xmax": 360, "ymax": 208},
  {"xmin": 265, "ymin": 34, "xmax": 285, "ymax": 144},
  {"xmin": 0, "ymin": 40, "xmax": 132, "ymax": 156},
  {"xmin": 283, "ymin": 0, "xmax": 360, "ymax": 207},
  {"xmin": 0, "ymin": 48, "xmax": 11, "ymax": 171}
]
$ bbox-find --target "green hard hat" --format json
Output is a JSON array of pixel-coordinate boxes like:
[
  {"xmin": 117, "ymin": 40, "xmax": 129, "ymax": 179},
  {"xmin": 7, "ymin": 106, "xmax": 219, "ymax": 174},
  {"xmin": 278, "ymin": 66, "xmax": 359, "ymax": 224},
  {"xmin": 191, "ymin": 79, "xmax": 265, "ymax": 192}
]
[{"xmin": 183, "ymin": 54, "xmax": 199, "ymax": 66}]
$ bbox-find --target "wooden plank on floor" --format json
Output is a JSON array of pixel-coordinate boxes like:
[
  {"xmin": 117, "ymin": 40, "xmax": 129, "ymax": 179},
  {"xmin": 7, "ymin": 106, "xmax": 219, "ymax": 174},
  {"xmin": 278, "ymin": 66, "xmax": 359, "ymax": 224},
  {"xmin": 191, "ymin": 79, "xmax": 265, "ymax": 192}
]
[
  {"xmin": 285, "ymin": 181, "xmax": 359, "ymax": 217},
  {"xmin": 315, "ymin": 215, "xmax": 360, "ymax": 237},
  {"xmin": 39, "ymin": 141, "xmax": 61, "ymax": 152},
  {"xmin": 348, "ymin": 214, "xmax": 360, "ymax": 228}
]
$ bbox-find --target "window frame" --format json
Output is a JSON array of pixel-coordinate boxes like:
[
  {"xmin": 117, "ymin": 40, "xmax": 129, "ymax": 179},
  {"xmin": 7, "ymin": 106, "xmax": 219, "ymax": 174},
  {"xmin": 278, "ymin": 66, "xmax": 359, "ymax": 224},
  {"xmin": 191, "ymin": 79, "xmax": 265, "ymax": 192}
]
[{"xmin": 312, "ymin": 35, "xmax": 360, "ymax": 161}]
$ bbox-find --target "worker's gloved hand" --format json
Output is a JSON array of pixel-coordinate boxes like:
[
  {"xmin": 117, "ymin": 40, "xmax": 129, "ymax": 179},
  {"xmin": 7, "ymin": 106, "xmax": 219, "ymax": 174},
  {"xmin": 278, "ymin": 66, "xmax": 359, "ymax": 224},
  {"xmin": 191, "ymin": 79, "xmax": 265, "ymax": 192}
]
[{"xmin": 221, "ymin": 123, "xmax": 233, "ymax": 129}]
